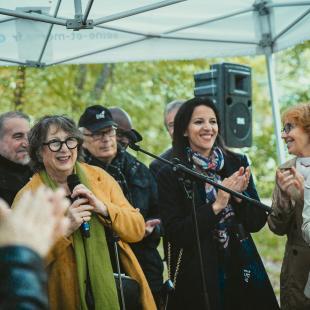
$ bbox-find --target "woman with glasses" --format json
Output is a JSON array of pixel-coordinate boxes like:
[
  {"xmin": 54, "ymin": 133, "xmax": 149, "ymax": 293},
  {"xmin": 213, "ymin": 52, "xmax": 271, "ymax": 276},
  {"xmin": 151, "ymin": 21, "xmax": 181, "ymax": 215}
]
[
  {"xmin": 268, "ymin": 103, "xmax": 310, "ymax": 310},
  {"xmin": 12, "ymin": 115, "xmax": 156, "ymax": 310}
]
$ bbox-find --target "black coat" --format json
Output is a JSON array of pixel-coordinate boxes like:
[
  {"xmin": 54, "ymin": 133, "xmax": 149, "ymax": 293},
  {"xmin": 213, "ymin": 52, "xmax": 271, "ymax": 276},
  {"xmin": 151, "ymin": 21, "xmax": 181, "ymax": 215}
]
[
  {"xmin": 0, "ymin": 154, "xmax": 32, "ymax": 206},
  {"xmin": 0, "ymin": 246, "xmax": 48, "ymax": 309},
  {"xmin": 158, "ymin": 151, "xmax": 279, "ymax": 310},
  {"xmin": 149, "ymin": 147, "xmax": 174, "ymax": 261},
  {"xmin": 149, "ymin": 147, "xmax": 173, "ymax": 179}
]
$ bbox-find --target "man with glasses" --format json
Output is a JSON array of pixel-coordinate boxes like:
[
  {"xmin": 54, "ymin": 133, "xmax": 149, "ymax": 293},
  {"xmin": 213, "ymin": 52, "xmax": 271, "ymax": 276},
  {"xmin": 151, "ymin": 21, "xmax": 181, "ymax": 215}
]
[
  {"xmin": 79, "ymin": 105, "xmax": 163, "ymax": 307},
  {"xmin": 0, "ymin": 111, "xmax": 32, "ymax": 206}
]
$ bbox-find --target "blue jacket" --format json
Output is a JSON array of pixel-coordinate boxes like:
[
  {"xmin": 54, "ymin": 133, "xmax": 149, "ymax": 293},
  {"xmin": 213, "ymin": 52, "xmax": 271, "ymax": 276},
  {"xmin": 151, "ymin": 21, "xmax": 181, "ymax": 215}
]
[{"xmin": 0, "ymin": 246, "xmax": 48, "ymax": 309}]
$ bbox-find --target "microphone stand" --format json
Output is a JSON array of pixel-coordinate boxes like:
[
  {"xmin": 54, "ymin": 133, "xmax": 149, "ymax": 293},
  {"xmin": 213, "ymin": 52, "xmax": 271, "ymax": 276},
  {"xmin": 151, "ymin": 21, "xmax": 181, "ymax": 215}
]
[
  {"xmin": 129, "ymin": 143, "xmax": 272, "ymax": 310},
  {"xmin": 112, "ymin": 233, "xmax": 126, "ymax": 310},
  {"xmin": 129, "ymin": 143, "xmax": 272, "ymax": 214}
]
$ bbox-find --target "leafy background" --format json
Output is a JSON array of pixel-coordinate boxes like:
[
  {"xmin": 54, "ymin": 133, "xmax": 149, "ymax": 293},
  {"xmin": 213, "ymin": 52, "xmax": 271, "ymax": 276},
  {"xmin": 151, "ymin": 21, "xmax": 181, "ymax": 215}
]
[
  {"xmin": 1, "ymin": 41, "xmax": 309, "ymax": 197},
  {"xmin": 0, "ymin": 40, "xmax": 309, "ymax": 300}
]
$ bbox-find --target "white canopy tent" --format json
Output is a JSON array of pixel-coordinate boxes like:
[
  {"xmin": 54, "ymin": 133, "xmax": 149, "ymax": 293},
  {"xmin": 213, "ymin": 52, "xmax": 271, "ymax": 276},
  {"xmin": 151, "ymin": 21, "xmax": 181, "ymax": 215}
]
[{"xmin": 0, "ymin": 0, "xmax": 309, "ymax": 163}]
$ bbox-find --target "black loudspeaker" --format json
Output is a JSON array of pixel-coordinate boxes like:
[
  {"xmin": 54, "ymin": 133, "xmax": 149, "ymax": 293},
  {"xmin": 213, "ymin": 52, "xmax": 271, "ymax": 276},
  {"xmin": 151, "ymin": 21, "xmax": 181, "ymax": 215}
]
[{"xmin": 194, "ymin": 63, "xmax": 252, "ymax": 148}]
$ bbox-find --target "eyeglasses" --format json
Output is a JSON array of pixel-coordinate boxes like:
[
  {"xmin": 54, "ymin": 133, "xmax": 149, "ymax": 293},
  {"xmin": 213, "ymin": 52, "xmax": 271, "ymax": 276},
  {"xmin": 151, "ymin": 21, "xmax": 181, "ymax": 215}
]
[
  {"xmin": 43, "ymin": 137, "xmax": 79, "ymax": 152},
  {"xmin": 282, "ymin": 123, "xmax": 296, "ymax": 134},
  {"xmin": 83, "ymin": 126, "xmax": 117, "ymax": 141}
]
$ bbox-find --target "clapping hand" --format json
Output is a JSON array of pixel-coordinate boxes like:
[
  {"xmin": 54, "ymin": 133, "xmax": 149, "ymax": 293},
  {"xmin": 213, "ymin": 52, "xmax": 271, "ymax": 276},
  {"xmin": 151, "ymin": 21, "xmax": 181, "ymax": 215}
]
[
  {"xmin": 234, "ymin": 166, "xmax": 251, "ymax": 193},
  {"xmin": 213, "ymin": 166, "xmax": 251, "ymax": 214},
  {"xmin": 230, "ymin": 166, "xmax": 251, "ymax": 203},
  {"xmin": 277, "ymin": 167, "xmax": 304, "ymax": 197}
]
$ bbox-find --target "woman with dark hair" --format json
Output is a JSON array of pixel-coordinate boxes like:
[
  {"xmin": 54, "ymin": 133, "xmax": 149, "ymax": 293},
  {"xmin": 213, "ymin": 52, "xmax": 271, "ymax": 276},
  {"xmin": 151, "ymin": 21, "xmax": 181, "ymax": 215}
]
[
  {"xmin": 13, "ymin": 115, "xmax": 156, "ymax": 310},
  {"xmin": 268, "ymin": 103, "xmax": 310, "ymax": 309},
  {"xmin": 158, "ymin": 97, "xmax": 278, "ymax": 309}
]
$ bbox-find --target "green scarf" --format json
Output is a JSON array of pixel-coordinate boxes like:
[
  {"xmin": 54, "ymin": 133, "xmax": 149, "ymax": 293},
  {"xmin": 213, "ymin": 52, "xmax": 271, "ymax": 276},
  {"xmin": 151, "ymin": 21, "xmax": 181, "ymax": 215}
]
[{"xmin": 40, "ymin": 162, "xmax": 119, "ymax": 310}]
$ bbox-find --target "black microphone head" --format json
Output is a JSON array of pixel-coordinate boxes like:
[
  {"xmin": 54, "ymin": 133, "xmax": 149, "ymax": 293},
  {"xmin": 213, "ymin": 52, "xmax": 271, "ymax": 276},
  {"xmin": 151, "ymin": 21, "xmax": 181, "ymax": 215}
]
[
  {"xmin": 67, "ymin": 174, "xmax": 81, "ymax": 193},
  {"xmin": 128, "ymin": 142, "xmax": 140, "ymax": 151}
]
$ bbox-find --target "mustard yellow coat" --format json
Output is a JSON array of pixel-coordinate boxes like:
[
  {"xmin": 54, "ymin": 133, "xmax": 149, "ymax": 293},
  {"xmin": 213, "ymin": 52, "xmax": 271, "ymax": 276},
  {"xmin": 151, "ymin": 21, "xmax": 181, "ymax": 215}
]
[{"xmin": 13, "ymin": 163, "xmax": 156, "ymax": 310}]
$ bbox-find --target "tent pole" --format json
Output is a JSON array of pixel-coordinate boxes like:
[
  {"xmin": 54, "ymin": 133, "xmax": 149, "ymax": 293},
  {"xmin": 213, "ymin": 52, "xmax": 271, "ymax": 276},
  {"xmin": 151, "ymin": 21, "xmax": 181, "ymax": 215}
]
[
  {"xmin": 93, "ymin": 0, "xmax": 185, "ymax": 26},
  {"xmin": 38, "ymin": 0, "xmax": 62, "ymax": 63},
  {"xmin": 265, "ymin": 52, "xmax": 286, "ymax": 164},
  {"xmin": 82, "ymin": 0, "xmax": 94, "ymax": 25},
  {"xmin": 0, "ymin": 7, "xmax": 66, "ymax": 26},
  {"xmin": 74, "ymin": 0, "xmax": 83, "ymax": 19}
]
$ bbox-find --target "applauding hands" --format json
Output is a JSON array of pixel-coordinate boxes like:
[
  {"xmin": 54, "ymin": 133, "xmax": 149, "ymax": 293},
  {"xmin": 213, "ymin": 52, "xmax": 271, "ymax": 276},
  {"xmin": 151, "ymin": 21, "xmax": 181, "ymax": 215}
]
[
  {"xmin": 213, "ymin": 166, "xmax": 251, "ymax": 214},
  {"xmin": 276, "ymin": 167, "xmax": 304, "ymax": 198}
]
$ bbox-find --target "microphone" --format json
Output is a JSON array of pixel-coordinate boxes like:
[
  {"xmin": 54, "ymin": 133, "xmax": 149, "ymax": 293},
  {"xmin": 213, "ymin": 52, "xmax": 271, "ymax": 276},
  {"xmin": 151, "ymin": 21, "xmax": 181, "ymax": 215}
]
[
  {"xmin": 128, "ymin": 142, "xmax": 140, "ymax": 151},
  {"xmin": 67, "ymin": 174, "xmax": 90, "ymax": 238}
]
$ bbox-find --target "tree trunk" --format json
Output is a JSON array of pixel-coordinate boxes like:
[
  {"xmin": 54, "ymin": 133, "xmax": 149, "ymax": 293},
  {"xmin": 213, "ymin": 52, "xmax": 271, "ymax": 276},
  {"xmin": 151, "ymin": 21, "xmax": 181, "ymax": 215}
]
[
  {"xmin": 14, "ymin": 66, "xmax": 26, "ymax": 111},
  {"xmin": 75, "ymin": 64, "xmax": 88, "ymax": 96},
  {"xmin": 90, "ymin": 63, "xmax": 113, "ymax": 105}
]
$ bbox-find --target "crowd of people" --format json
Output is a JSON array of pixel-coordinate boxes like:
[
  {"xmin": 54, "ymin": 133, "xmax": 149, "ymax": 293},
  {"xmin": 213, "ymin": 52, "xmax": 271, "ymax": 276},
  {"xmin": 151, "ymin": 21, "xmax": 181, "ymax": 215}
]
[{"xmin": 0, "ymin": 99, "xmax": 309, "ymax": 310}]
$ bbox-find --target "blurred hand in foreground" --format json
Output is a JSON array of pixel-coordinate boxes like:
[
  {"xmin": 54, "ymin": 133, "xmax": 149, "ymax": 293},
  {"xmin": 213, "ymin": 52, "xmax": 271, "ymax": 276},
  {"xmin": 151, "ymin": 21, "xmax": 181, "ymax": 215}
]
[{"xmin": 0, "ymin": 186, "xmax": 69, "ymax": 257}]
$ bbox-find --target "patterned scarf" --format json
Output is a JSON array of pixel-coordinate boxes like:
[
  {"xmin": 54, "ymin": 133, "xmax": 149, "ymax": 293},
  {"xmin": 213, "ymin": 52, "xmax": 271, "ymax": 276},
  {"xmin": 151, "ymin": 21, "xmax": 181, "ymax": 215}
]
[{"xmin": 187, "ymin": 147, "xmax": 235, "ymax": 249}]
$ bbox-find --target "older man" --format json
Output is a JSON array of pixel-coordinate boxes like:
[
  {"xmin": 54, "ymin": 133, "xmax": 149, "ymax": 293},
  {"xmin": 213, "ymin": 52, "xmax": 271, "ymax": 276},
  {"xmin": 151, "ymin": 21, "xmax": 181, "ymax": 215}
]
[
  {"xmin": 79, "ymin": 105, "xmax": 163, "ymax": 307},
  {"xmin": 0, "ymin": 111, "xmax": 32, "ymax": 206},
  {"xmin": 149, "ymin": 99, "xmax": 185, "ymax": 178}
]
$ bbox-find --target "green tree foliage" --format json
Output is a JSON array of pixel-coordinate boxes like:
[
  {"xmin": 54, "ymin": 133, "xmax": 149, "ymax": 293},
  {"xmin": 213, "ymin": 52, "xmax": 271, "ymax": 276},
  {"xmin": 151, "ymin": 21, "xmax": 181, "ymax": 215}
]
[
  {"xmin": 277, "ymin": 41, "xmax": 310, "ymax": 108},
  {"xmin": 0, "ymin": 41, "xmax": 308, "ymax": 197}
]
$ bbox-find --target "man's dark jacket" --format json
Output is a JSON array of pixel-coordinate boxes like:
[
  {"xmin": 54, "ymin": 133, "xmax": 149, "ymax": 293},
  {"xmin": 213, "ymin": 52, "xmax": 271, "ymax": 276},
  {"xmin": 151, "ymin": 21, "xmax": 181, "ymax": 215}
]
[
  {"xmin": 149, "ymin": 147, "xmax": 173, "ymax": 179},
  {"xmin": 0, "ymin": 246, "xmax": 48, "ymax": 309},
  {"xmin": 84, "ymin": 147, "xmax": 163, "ymax": 293},
  {"xmin": 0, "ymin": 154, "xmax": 32, "ymax": 206},
  {"xmin": 149, "ymin": 147, "xmax": 174, "ymax": 261}
]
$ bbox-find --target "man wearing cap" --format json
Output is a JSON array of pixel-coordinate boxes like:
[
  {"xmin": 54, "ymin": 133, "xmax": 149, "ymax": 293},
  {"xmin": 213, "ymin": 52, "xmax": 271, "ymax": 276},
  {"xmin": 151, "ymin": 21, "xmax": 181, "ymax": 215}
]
[{"xmin": 79, "ymin": 105, "xmax": 163, "ymax": 307}]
